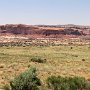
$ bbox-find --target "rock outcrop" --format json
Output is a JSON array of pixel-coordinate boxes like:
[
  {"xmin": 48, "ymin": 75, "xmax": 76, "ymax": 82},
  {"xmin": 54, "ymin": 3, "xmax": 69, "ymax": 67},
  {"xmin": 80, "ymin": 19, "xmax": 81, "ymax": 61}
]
[{"xmin": 0, "ymin": 24, "xmax": 89, "ymax": 38}]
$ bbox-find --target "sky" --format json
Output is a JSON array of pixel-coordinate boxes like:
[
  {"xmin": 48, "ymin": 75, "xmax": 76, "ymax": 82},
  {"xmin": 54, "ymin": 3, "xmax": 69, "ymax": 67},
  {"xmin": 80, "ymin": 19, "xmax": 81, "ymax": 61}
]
[{"xmin": 0, "ymin": 0, "xmax": 90, "ymax": 25}]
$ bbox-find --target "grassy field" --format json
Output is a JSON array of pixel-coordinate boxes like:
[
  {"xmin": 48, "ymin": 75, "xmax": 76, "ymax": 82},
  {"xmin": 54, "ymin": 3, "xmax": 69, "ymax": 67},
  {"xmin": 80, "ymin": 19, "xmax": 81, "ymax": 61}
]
[{"xmin": 0, "ymin": 45, "xmax": 90, "ymax": 88}]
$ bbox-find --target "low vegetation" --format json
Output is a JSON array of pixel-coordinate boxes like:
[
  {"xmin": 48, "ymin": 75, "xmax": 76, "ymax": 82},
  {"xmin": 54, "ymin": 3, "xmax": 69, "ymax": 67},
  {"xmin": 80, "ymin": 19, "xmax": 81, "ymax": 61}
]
[
  {"xmin": 31, "ymin": 57, "xmax": 46, "ymax": 63},
  {"xmin": 47, "ymin": 76, "xmax": 90, "ymax": 90},
  {"xmin": 3, "ymin": 68, "xmax": 90, "ymax": 90},
  {"xmin": 0, "ymin": 45, "xmax": 90, "ymax": 89}
]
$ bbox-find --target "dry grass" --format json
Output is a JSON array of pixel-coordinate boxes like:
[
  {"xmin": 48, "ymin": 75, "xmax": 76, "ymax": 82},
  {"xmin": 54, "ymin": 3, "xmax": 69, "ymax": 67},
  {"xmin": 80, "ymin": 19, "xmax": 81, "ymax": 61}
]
[{"xmin": 0, "ymin": 45, "xmax": 90, "ymax": 87}]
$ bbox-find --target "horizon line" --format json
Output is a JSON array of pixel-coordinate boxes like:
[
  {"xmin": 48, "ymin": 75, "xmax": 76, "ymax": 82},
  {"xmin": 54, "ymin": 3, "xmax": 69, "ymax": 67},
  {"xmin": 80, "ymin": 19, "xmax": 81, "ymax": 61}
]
[{"xmin": 0, "ymin": 23, "xmax": 90, "ymax": 26}]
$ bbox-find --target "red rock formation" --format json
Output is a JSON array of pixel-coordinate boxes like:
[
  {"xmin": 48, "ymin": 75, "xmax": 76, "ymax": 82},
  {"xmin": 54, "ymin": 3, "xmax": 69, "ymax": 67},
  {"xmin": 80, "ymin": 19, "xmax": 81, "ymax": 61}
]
[{"xmin": 0, "ymin": 24, "xmax": 89, "ymax": 38}]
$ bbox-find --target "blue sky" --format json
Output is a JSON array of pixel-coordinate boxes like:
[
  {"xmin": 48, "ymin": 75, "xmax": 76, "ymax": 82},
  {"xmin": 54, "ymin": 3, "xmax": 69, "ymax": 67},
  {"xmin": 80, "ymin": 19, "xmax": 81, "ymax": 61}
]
[{"xmin": 0, "ymin": 0, "xmax": 90, "ymax": 25}]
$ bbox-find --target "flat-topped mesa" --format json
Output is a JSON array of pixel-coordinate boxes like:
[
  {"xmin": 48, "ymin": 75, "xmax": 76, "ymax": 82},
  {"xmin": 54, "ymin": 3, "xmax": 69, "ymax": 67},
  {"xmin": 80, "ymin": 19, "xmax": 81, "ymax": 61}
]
[{"xmin": 0, "ymin": 24, "xmax": 90, "ymax": 38}]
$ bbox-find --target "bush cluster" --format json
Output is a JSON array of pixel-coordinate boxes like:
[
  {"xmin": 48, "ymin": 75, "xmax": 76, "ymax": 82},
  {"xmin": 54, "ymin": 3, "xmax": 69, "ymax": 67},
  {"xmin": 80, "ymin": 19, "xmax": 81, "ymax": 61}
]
[
  {"xmin": 4, "ymin": 67, "xmax": 90, "ymax": 90},
  {"xmin": 47, "ymin": 76, "xmax": 90, "ymax": 90}
]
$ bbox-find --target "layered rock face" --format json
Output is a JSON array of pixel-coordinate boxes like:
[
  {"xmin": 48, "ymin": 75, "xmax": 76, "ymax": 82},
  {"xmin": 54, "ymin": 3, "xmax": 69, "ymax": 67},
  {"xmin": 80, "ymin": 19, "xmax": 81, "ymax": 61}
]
[{"xmin": 0, "ymin": 24, "xmax": 90, "ymax": 38}]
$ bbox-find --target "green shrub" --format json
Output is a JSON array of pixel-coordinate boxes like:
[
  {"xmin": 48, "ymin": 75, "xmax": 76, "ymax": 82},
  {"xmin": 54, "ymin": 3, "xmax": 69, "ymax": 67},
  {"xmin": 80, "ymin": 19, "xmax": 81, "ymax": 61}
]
[
  {"xmin": 47, "ymin": 76, "xmax": 90, "ymax": 90},
  {"xmin": 10, "ymin": 67, "xmax": 41, "ymax": 90},
  {"xmin": 31, "ymin": 57, "xmax": 46, "ymax": 63}
]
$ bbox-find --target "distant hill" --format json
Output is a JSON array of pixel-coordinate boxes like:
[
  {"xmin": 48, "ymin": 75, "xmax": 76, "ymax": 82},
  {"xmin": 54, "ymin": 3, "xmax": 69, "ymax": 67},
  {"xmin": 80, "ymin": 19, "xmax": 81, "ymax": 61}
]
[{"xmin": 0, "ymin": 24, "xmax": 90, "ymax": 38}]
